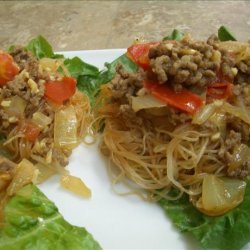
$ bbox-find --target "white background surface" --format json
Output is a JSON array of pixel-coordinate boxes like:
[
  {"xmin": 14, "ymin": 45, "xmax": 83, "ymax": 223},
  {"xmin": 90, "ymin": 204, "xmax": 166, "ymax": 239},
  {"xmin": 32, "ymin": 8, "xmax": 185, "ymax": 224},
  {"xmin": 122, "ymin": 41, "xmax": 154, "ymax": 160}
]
[{"xmin": 39, "ymin": 50, "xmax": 201, "ymax": 250}]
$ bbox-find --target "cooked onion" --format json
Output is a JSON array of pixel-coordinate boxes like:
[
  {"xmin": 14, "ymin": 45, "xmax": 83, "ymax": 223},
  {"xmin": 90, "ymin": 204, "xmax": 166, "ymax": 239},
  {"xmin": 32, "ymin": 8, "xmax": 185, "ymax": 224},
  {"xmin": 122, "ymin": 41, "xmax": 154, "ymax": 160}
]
[
  {"xmin": 196, "ymin": 175, "xmax": 246, "ymax": 216},
  {"xmin": 223, "ymin": 102, "xmax": 250, "ymax": 124},
  {"xmin": 131, "ymin": 94, "xmax": 166, "ymax": 112},
  {"xmin": 60, "ymin": 174, "xmax": 91, "ymax": 198},
  {"xmin": 54, "ymin": 105, "xmax": 78, "ymax": 149},
  {"xmin": 6, "ymin": 159, "xmax": 38, "ymax": 196},
  {"xmin": 32, "ymin": 112, "xmax": 52, "ymax": 129},
  {"xmin": 4, "ymin": 95, "xmax": 27, "ymax": 116},
  {"xmin": 39, "ymin": 58, "xmax": 62, "ymax": 72},
  {"xmin": 35, "ymin": 162, "xmax": 56, "ymax": 184},
  {"xmin": 192, "ymin": 102, "xmax": 218, "ymax": 125}
]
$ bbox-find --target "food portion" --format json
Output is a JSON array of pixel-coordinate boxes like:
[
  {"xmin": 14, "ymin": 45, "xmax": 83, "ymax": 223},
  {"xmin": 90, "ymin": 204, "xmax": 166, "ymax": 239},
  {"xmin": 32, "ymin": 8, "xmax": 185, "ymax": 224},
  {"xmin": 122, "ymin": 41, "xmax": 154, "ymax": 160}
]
[
  {"xmin": 0, "ymin": 37, "xmax": 95, "ymax": 211},
  {"xmin": 0, "ymin": 37, "xmax": 100, "ymax": 249},
  {"xmin": 0, "ymin": 46, "xmax": 90, "ymax": 170},
  {"xmin": 0, "ymin": 36, "xmax": 95, "ymax": 192},
  {"xmin": 0, "ymin": 184, "xmax": 101, "ymax": 250},
  {"xmin": 96, "ymin": 28, "xmax": 250, "ymax": 218}
]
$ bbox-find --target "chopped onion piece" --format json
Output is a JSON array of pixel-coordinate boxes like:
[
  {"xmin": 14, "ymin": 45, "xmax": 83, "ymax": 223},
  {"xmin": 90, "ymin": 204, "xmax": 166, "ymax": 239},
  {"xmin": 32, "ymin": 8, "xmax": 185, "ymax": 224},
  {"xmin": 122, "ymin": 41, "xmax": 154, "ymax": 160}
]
[
  {"xmin": 131, "ymin": 94, "xmax": 166, "ymax": 112},
  {"xmin": 60, "ymin": 174, "xmax": 91, "ymax": 198},
  {"xmin": 4, "ymin": 95, "xmax": 27, "ymax": 115},
  {"xmin": 39, "ymin": 58, "xmax": 62, "ymax": 72},
  {"xmin": 32, "ymin": 112, "xmax": 52, "ymax": 129},
  {"xmin": 54, "ymin": 105, "xmax": 78, "ymax": 149},
  {"xmin": 197, "ymin": 175, "xmax": 246, "ymax": 216},
  {"xmin": 192, "ymin": 102, "xmax": 218, "ymax": 125},
  {"xmin": 223, "ymin": 102, "xmax": 250, "ymax": 124},
  {"xmin": 7, "ymin": 159, "xmax": 38, "ymax": 196},
  {"xmin": 35, "ymin": 162, "xmax": 56, "ymax": 184},
  {"xmin": 209, "ymin": 112, "xmax": 226, "ymax": 136}
]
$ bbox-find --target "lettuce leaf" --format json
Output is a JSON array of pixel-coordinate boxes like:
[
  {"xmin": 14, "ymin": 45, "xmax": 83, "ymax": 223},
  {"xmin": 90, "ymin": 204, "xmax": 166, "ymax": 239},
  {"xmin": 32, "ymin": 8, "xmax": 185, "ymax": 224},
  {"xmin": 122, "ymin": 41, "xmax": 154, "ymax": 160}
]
[
  {"xmin": 26, "ymin": 35, "xmax": 63, "ymax": 59},
  {"xmin": 0, "ymin": 184, "xmax": 101, "ymax": 250},
  {"xmin": 159, "ymin": 178, "xmax": 250, "ymax": 250},
  {"xmin": 26, "ymin": 35, "xmax": 54, "ymax": 59},
  {"xmin": 163, "ymin": 29, "xmax": 184, "ymax": 41},
  {"xmin": 76, "ymin": 54, "xmax": 137, "ymax": 105},
  {"xmin": 218, "ymin": 26, "xmax": 237, "ymax": 41},
  {"xmin": 63, "ymin": 57, "xmax": 99, "ymax": 79}
]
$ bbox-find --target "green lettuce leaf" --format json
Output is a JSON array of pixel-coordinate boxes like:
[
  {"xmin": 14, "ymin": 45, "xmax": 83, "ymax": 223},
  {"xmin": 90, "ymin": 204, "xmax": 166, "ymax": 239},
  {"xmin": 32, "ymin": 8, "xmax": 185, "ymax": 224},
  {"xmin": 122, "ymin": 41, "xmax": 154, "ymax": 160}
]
[
  {"xmin": 218, "ymin": 26, "xmax": 237, "ymax": 41},
  {"xmin": 76, "ymin": 54, "xmax": 137, "ymax": 105},
  {"xmin": 63, "ymin": 57, "xmax": 99, "ymax": 79},
  {"xmin": 26, "ymin": 35, "xmax": 63, "ymax": 59},
  {"xmin": 163, "ymin": 29, "xmax": 184, "ymax": 41},
  {"xmin": 0, "ymin": 184, "xmax": 101, "ymax": 250},
  {"xmin": 159, "ymin": 178, "xmax": 250, "ymax": 250},
  {"xmin": 26, "ymin": 35, "xmax": 54, "ymax": 59}
]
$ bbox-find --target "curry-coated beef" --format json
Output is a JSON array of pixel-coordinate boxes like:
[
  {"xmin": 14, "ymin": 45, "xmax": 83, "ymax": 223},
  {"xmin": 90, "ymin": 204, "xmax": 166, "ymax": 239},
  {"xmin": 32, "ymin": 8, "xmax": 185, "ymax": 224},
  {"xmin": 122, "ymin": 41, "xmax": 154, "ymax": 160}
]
[
  {"xmin": 148, "ymin": 37, "xmax": 237, "ymax": 92},
  {"xmin": 109, "ymin": 64, "xmax": 144, "ymax": 100},
  {"xmin": 10, "ymin": 46, "xmax": 40, "ymax": 79},
  {"xmin": 2, "ymin": 48, "xmax": 47, "ymax": 111}
]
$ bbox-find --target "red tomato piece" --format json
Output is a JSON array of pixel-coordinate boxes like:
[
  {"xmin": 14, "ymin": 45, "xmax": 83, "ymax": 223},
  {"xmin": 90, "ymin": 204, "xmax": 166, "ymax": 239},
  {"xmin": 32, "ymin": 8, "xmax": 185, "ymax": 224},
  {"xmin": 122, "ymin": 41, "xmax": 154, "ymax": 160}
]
[
  {"xmin": 207, "ymin": 82, "xmax": 233, "ymax": 100},
  {"xmin": 0, "ymin": 51, "xmax": 20, "ymax": 86},
  {"xmin": 144, "ymin": 80, "xmax": 204, "ymax": 114},
  {"xmin": 44, "ymin": 77, "xmax": 76, "ymax": 104},
  {"xmin": 19, "ymin": 121, "xmax": 41, "ymax": 142},
  {"xmin": 127, "ymin": 42, "xmax": 160, "ymax": 70}
]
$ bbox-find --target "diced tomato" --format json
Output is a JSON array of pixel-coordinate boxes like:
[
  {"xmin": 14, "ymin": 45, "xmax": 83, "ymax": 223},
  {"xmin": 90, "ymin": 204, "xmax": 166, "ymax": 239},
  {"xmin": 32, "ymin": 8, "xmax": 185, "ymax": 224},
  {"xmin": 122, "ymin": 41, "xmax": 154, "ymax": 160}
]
[
  {"xmin": 44, "ymin": 77, "xmax": 76, "ymax": 104},
  {"xmin": 216, "ymin": 68, "xmax": 232, "ymax": 83},
  {"xmin": 127, "ymin": 42, "xmax": 160, "ymax": 70},
  {"xmin": 207, "ymin": 82, "xmax": 233, "ymax": 99},
  {"xmin": 144, "ymin": 80, "xmax": 204, "ymax": 114},
  {"xmin": 0, "ymin": 51, "xmax": 19, "ymax": 86},
  {"xmin": 19, "ymin": 121, "xmax": 40, "ymax": 142}
]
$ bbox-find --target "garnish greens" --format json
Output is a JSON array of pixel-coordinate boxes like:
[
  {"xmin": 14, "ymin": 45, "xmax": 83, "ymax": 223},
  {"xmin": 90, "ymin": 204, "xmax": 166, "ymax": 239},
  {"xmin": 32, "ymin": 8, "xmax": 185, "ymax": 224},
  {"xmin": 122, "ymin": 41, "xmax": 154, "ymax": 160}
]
[
  {"xmin": 163, "ymin": 29, "xmax": 184, "ymax": 41},
  {"xmin": 26, "ymin": 35, "xmax": 54, "ymax": 59},
  {"xmin": 159, "ymin": 178, "xmax": 250, "ymax": 250},
  {"xmin": 0, "ymin": 184, "xmax": 101, "ymax": 250},
  {"xmin": 218, "ymin": 26, "xmax": 237, "ymax": 41},
  {"xmin": 163, "ymin": 26, "xmax": 236, "ymax": 42},
  {"xmin": 67, "ymin": 54, "xmax": 137, "ymax": 105}
]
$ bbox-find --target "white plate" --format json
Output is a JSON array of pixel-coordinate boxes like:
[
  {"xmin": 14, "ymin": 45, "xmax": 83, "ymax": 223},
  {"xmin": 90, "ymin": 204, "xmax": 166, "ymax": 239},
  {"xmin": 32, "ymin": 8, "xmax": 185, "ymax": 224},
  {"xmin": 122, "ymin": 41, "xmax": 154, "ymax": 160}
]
[{"xmin": 39, "ymin": 49, "xmax": 200, "ymax": 250}]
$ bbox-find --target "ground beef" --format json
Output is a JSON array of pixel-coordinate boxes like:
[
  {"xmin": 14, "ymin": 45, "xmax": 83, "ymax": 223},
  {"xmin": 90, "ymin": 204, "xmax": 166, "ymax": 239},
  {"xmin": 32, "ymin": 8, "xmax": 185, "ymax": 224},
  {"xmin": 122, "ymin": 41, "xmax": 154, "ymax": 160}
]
[
  {"xmin": 218, "ymin": 130, "xmax": 240, "ymax": 160},
  {"xmin": 110, "ymin": 64, "xmax": 144, "ymax": 99},
  {"xmin": 1, "ymin": 47, "xmax": 49, "ymax": 119},
  {"xmin": 2, "ymin": 74, "xmax": 45, "ymax": 108},
  {"xmin": 225, "ymin": 130, "xmax": 242, "ymax": 151},
  {"xmin": 167, "ymin": 107, "xmax": 191, "ymax": 126},
  {"xmin": 227, "ymin": 116, "xmax": 250, "ymax": 143},
  {"xmin": 148, "ymin": 37, "xmax": 237, "ymax": 92},
  {"xmin": 10, "ymin": 46, "xmax": 42, "ymax": 80},
  {"xmin": 52, "ymin": 148, "xmax": 70, "ymax": 167},
  {"xmin": 217, "ymin": 129, "xmax": 250, "ymax": 178},
  {"xmin": 119, "ymin": 104, "xmax": 143, "ymax": 126},
  {"xmin": 228, "ymin": 161, "xmax": 250, "ymax": 178},
  {"xmin": 235, "ymin": 59, "xmax": 250, "ymax": 85}
]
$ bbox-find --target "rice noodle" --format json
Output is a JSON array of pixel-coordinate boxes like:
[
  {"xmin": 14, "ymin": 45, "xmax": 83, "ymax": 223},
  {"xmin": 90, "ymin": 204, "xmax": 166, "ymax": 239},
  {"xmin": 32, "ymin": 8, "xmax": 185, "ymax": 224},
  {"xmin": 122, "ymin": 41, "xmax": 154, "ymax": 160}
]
[{"xmin": 96, "ymin": 98, "xmax": 230, "ymax": 201}]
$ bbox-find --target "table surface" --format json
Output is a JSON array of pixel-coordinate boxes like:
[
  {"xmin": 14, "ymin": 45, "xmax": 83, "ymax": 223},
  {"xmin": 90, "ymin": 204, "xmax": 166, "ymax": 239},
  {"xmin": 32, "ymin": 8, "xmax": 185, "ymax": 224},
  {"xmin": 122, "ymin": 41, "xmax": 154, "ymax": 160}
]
[{"xmin": 0, "ymin": 1, "xmax": 250, "ymax": 51}]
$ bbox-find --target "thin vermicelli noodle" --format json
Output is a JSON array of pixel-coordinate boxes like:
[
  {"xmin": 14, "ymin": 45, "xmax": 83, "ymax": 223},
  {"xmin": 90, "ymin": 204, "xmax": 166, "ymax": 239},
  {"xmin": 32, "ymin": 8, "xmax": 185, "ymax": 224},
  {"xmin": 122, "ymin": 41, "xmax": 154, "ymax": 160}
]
[
  {"xmin": 96, "ymin": 35, "xmax": 250, "ymax": 215},
  {"xmin": 99, "ymin": 111, "xmax": 225, "ymax": 200}
]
